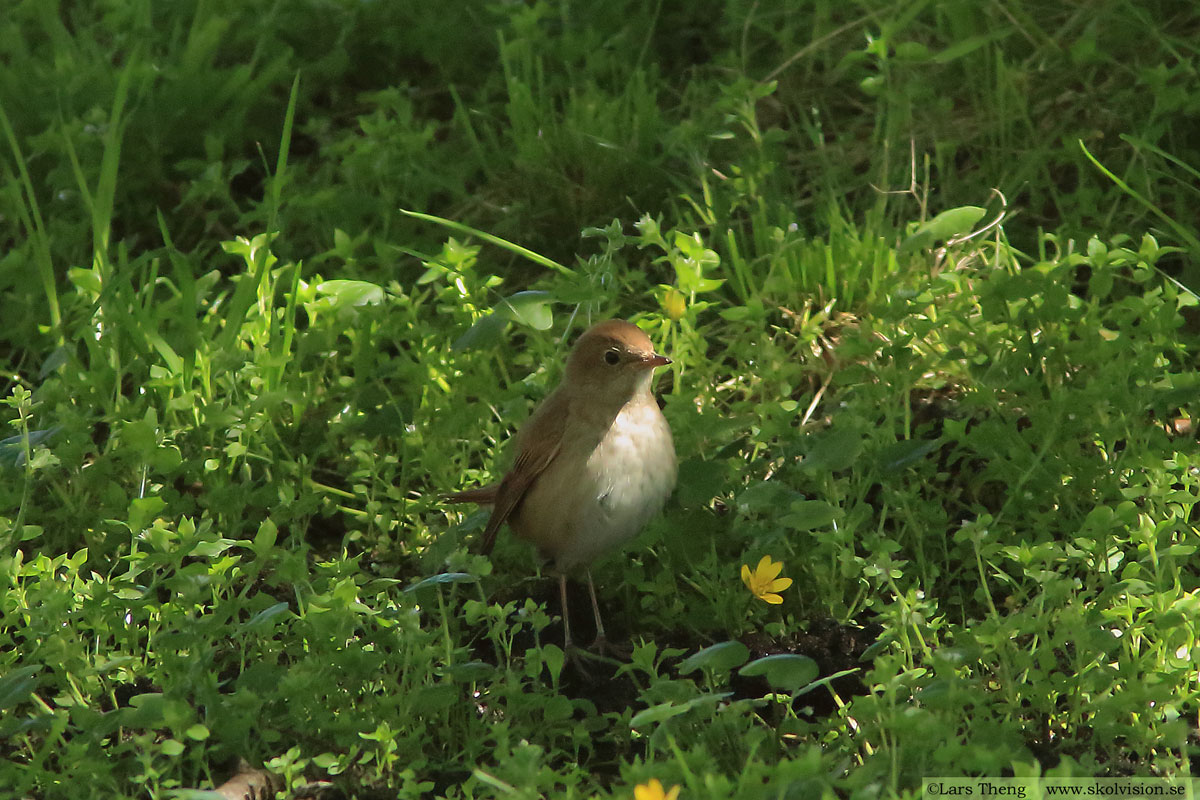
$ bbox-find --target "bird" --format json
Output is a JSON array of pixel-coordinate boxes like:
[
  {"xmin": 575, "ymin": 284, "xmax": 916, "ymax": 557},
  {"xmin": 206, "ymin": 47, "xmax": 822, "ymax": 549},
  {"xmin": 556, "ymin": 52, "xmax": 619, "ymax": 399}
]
[{"xmin": 446, "ymin": 319, "xmax": 677, "ymax": 653}]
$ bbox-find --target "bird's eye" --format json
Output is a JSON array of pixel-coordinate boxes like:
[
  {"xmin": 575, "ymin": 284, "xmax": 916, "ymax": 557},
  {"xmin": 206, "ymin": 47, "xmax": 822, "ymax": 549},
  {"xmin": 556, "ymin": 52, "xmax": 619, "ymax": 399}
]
[{"xmin": 603, "ymin": 349, "xmax": 621, "ymax": 365}]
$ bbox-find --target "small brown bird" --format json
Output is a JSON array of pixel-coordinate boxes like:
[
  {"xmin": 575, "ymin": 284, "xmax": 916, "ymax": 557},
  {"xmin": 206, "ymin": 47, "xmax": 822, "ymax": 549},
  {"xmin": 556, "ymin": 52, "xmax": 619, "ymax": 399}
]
[{"xmin": 447, "ymin": 319, "xmax": 677, "ymax": 652}]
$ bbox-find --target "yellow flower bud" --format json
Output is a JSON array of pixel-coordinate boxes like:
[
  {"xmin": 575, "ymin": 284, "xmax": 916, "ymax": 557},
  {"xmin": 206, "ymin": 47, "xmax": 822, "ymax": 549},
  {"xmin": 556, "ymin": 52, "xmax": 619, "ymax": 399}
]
[{"xmin": 662, "ymin": 288, "xmax": 686, "ymax": 322}]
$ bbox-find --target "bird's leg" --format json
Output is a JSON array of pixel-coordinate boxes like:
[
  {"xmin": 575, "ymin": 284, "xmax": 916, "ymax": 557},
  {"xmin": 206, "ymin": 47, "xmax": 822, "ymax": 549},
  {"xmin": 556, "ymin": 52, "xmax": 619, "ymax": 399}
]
[
  {"xmin": 585, "ymin": 570, "xmax": 631, "ymax": 658},
  {"xmin": 559, "ymin": 573, "xmax": 597, "ymax": 678},
  {"xmin": 585, "ymin": 569, "xmax": 608, "ymax": 650},
  {"xmin": 558, "ymin": 573, "xmax": 574, "ymax": 652}
]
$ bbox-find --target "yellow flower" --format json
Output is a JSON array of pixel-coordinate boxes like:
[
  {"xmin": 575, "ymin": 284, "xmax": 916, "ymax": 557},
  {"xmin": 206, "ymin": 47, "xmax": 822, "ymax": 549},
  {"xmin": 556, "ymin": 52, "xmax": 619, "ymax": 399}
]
[
  {"xmin": 741, "ymin": 555, "xmax": 792, "ymax": 605},
  {"xmin": 662, "ymin": 288, "xmax": 686, "ymax": 322},
  {"xmin": 634, "ymin": 779, "xmax": 681, "ymax": 800}
]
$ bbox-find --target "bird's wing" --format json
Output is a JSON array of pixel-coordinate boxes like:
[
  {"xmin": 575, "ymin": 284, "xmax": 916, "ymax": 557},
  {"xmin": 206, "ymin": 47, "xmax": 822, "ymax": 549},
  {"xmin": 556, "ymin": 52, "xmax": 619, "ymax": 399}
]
[{"xmin": 475, "ymin": 391, "xmax": 568, "ymax": 555}]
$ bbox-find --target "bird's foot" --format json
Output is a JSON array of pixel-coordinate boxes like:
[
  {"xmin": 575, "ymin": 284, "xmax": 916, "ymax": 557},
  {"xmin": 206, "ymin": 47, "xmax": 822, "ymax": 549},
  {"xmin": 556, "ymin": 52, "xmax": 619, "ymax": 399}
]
[
  {"xmin": 564, "ymin": 642, "xmax": 598, "ymax": 678},
  {"xmin": 588, "ymin": 634, "xmax": 631, "ymax": 660}
]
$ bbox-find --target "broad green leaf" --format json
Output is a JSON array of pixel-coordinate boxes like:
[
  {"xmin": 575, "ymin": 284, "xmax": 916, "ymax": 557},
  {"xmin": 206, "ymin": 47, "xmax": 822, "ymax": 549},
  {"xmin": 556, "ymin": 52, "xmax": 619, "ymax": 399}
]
[
  {"xmin": 454, "ymin": 292, "xmax": 556, "ymax": 351},
  {"xmin": 900, "ymin": 206, "xmax": 986, "ymax": 253},
  {"xmin": 931, "ymin": 32, "xmax": 1008, "ymax": 64},
  {"xmin": 738, "ymin": 654, "xmax": 819, "ymax": 692},
  {"xmin": 495, "ymin": 290, "xmax": 554, "ymax": 330},
  {"xmin": 315, "ymin": 279, "xmax": 385, "ymax": 308},
  {"xmin": 405, "ymin": 572, "xmax": 478, "ymax": 592},
  {"xmin": 629, "ymin": 691, "xmax": 733, "ymax": 729},
  {"xmin": 679, "ymin": 640, "xmax": 750, "ymax": 675},
  {"xmin": 629, "ymin": 700, "xmax": 690, "ymax": 728},
  {"xmin": 189, "ymin": 538, "xmax": 237, "ymax": 558},
  {"xmin": 801, "ymin": 428, "xmax": 865, "ymax": 473},
  {"xmin": 781, "ymin": 500, "xmax": 838, "ymax": 532},
  {"xmin": 453, "ymin": 313, "xmax": 507, "ymax": 351},
  {"xmin": 0, "ymin": 428, "xmax": 60, "ymax": 470}
]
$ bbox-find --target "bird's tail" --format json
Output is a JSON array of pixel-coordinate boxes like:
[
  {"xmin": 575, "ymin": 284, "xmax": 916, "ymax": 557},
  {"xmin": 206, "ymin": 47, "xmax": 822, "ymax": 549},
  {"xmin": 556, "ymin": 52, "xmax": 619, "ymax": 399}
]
[
  {"xmin": 442, "ymin": 485, "xmax": 499, "ymax": 505},
  {"xmin": 443, "ymin": 484, "xmax": 500, "ymax": 554}
]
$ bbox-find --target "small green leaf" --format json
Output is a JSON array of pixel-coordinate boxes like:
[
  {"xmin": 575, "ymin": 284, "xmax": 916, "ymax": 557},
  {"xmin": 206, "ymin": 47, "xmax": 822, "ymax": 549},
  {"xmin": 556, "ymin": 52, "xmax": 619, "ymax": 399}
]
[
  {"xmin": 876, "ymin": 438, "xmax": 941, "ymax": 471},
  {"xmin": 67, "ymin": 548, "xmax": 88, "ymax": 570},
  {"xmin": 243, "ymin": 602, "xmax": 291, "ymax": 631},
  {"xmin": 149, "ymin": 445, "xmax": 183, "ymax": 473},
  {"xmin": 442, "ymin": 661, "xmax": 495, "ymax": 683},
  {"xmin": 543, "ymin": 695, "xmax": 573, "ymax": 722},
  {"xmin": 39, "ymin": 347, "xmax": 70, "ymax": 378},
  {"xmin": 125, "ymin": 692, "xmax": 167, "ymax": 726},
  {"xmin": 128, "ymin": 497, "xmax": 167, "ymax": 533},
  {"xmin": 313, "ymin": 752, "xmax": 341, "ymax": 769},
  {"xmin": 540, "ymin": 644, "xmax": 565, "ymax": 683},
  {"xmin": 676, "ymin": 458, "xmax": 726, "ymax": 508},
  {"xmin": 0, "ymin": 666, "xmax": 39, "ymax": 710},
  {"xmin": 253, "ymin": 518, "xmax": 278, "ymax": 554},
  {"xmin": 67, "ymin": 266, "xmax": 102, "ymax": 296},
  {"xmin": 122, "ymin": 417, "xmax": 158, "ymax": 455},
  {"xmin": 893, "ymin": 41, "xmax": 931, "ymax": 61},
  {"xmin": 736, "ymin": 481, "xmax": 801, "ymax": 516},
  {"xmin": 185, "ymin": 723, "xmax": 210, "ymax": 740},
  {"xmin": 1089, "ymin": 264, "xmax": 1115, "ymax": 300},
  {"xmin": 411, "ymin": 683, "xmax": 457, "ymax": 713}
]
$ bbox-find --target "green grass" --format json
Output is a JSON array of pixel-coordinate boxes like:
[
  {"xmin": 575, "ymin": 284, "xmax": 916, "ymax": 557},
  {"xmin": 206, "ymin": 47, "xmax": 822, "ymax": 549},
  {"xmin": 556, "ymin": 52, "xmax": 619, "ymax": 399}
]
[{"xmin": 3, "ymin": 1, "xmax": 1200, "ymax": 798}]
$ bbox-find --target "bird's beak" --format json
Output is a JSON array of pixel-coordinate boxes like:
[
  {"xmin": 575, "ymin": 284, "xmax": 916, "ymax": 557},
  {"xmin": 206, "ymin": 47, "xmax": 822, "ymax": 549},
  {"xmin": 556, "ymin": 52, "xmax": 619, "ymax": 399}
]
[{"xmin": 639, "ymin": 353, "xmax": 672, "ymax": 369}]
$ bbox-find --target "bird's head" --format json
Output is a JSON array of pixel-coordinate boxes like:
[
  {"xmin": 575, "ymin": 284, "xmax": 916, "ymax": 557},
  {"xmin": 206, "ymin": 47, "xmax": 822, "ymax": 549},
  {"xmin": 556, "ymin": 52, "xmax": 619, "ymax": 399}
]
[{"xmin": 564, "ymin": 319, "xmax": 670, "ymax": 403}]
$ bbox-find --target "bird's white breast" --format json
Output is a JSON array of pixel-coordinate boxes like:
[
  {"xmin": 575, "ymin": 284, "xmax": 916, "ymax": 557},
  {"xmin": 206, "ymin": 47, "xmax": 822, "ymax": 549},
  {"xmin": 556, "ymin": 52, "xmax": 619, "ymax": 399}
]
[{"xmin": 513, "ymin": 396, "xmax": 676, "ymax": 570}]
